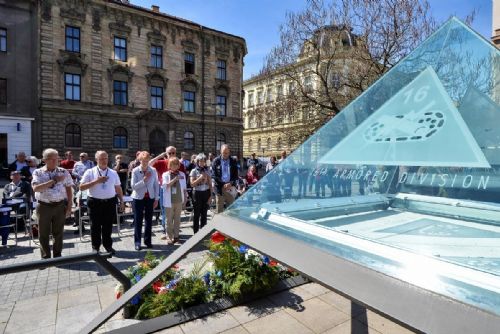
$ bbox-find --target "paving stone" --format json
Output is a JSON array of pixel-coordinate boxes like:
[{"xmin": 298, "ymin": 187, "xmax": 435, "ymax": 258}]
[
  {"xmin": 5, "ymin": 294, "xmax": 57, "ymax": 333},
  {"xmin": 57, "ymin": 285, "xmax": 99, "ymax": 309},
  {"xmin": 154, "ymin": 325, "xmax": 185, "ymax": 334},
  {"xmin": 322, "ymin": 319, "xmax": 382, "ymax": 334},
  {"xmin": 180, "ymin": 311, "xmax": 240, "ymax": 334},
  {"xmin": 220, "ymin": 325, "xmax": 250, "ymax": 334},
  {"xmin": 318, "ymin": 291, "xmax": 367, "ymax": 317},
  {"xmin": 283, "ymin": 297, "xmax": 350, "ymax": 333},
  {"xmin": 55, "ymin": 301, "xmax": 102, "ymax": 334},
  {"xmin": 267, "ymin": 286, "xmax": 315, "ymax": 310},
  {"xmin": 23, "ymin": 324, "xmax": 56, "ymax": 334},
  {"xmin": 243, "ymin": 310, "xmax": 314, "ymax": 334},
  {"xmin": 228, "ymin": 297, "xmax": 281, "ymax": 324},
  {"xmin": 355, "ymin": 310, "xmax": 417, "ymax": 334},
  {"xmin": 104, "ymin": 318, "xmax": 142, "ymax": 331},
  {"xmin": 298, "ymin": 283, "xmax": 333, "ymax": 297}
]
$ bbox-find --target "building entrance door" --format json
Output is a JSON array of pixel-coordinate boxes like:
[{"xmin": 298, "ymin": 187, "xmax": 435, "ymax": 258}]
[{"xmin": 149, "ymin": 129, "xmax": 166, "ymax": 156}]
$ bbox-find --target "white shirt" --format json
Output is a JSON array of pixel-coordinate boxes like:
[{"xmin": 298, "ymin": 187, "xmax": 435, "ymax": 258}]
[
  {"xmin": 81, "ymin": 166, "xmax": 121, "ymax": 199},
  {"xmin": 32, "ymin": 166, "xmax": 73, "ymax": 203},
  {"xmin": 16, "ymin": 161, "xmax": 27, "ymax": 171},
  {"xmin": 73, "ymin": 160, "xmax": 94, "ymax": 179}
]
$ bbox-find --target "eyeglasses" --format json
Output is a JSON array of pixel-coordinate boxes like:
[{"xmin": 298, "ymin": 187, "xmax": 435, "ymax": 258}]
[
  {"xmin": 167, "ymin": 152, "xmax": 176, "ymax": 155},
  {"xmin": 80, "ymin": 156, "xmax": 85, "ymax": 158}
]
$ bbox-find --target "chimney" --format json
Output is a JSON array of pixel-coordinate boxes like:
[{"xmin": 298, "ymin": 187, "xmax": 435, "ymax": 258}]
[{"xmin": 151, "ymin": 5, "xmax": 160, "ymax": 13}]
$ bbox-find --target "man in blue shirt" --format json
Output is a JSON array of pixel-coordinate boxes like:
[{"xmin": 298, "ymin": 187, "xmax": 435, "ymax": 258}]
[{"xmin": 211, "ymin": 144, "xmax": 239, "ymax": 213}]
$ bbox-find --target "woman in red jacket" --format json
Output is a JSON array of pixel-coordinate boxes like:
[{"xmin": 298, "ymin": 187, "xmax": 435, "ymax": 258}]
[{"xmin": 246, "ymin": 164, "xmax": 259, "ymax": 187}]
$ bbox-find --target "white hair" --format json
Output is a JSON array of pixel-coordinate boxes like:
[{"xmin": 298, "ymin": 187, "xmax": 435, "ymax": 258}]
[
  {"xmin": 42, "ymin": 148, "xmax": 58, "ymax": 160},
  {"xmin": 195, "ymin": 153, "xmax": 207, "ymax": 163},
  {"xmin": 95, "ymin": 150, "xmax": 108, "ymax": 159},
  {"xmin": 220, "ymin": 144, "xmax": 230, "ymax": 151}
]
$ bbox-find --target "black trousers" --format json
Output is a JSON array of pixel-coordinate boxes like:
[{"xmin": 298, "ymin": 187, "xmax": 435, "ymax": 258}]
[
  {"xmin": 133, "ymin": 198, "xmax": 154, "ymax": 246},
  {"xmin": 87, "ymin": 197, "xmax": 116, "ymax": 251},
  {"xmin": 192, "ymin": 189, "xmax": 210, "ymax": 233}
]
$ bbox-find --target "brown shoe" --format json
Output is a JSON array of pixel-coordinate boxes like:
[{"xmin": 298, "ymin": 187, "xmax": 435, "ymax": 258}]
[
  {"xmin": 160, "ymin": 235, "xmax": 167, "ymax": 240},
  {"xmin": 173, "ymin": 238, "xmax": 180, "ymax": 244}
]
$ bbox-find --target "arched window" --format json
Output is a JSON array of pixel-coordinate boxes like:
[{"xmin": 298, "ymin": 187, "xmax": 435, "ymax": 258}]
[
  {"xmin": 65, "ymin": 123, "xmax": 81, "ymax": 147},
  {"xmin": 184, "ymin": 131, "xmax": 195, "ymax": 150},
  {"xmin": 216, "ymin": 133, "xmax": 226, "ymax": 151},
  {"xmin": 149, "ymin": 128, "xmax": 166, "ymax": 155},
  {"xmin": 267, "ymin": 138, "xmax": 271, "ymax": 150},
  {"xmin": 257, "ymin": 138, "xmax": 261, "ymax": 150},
  {"xmin": 113, "ymin": 127, "xmax": 128, "ymax": 148},
  {"xmin": 277, "ymin": 137, "xmax": 282, "ymax": 149},
  {"xmin": 248, "ymin": 139, "xmax": 253, "ymax": 151}
]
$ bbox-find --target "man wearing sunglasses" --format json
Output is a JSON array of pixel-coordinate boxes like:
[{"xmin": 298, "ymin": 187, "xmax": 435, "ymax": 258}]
[{"xmin": 149, "ymin": 146, "xmax": 186, "ymax": 232}]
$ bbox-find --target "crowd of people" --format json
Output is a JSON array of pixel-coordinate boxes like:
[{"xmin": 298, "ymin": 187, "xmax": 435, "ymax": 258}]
[{"xmin": 1, "ymin": 144, "xmax": 245, "ymax": 258}]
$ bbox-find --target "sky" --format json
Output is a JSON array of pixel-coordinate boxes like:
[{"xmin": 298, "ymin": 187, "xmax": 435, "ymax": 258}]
[{"xmin": 131, "ymin": 0, "xmax": 493, "ymax": 80}]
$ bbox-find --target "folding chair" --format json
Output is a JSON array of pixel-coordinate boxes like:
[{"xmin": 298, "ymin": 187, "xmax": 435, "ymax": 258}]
[
  {"xmin": 75, "ymin": 190, "xmax": 91, "ymax": 241},
  {"xmin": 116, "ymin": 195, "xmax": 134, "ymax": 236},
  {"xmin": 0, "ymin": 206, "xmax": 17, "ymax": 247}
]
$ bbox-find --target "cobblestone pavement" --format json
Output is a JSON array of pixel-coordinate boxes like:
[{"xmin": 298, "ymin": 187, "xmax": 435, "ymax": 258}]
[{"xmin": 0, "ymin": 212, "xmax": 205, "ymax": 304}]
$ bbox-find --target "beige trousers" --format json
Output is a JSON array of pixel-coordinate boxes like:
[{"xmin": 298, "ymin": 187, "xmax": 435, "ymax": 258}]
[
  {"xmin": 166, "ymin": 202, "xmax": 182, "ymax": 240},
  {"xmin": 216, "ymin": 189, "xmax": 235, "ymax": 213}
]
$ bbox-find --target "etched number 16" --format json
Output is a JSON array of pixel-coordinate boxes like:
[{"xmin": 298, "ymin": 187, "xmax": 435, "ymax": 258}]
[{"xmin": 403, "ymin": 85, "xmax": 430, "ymax": 104}]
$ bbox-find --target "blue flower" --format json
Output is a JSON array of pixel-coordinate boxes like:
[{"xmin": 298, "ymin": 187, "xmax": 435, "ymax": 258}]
[
  {"xmin": 130, "ymin": 294, "xmax": 141, "ymax": 305},
  {"xmin": 134, "ymin": 274, "xmax": 142, "ymax": 282},
  {"xmin": 216, "ymin": 270, "xmax": 223, "ymax": 277},
  {"xmin": 202, "ymin": 272, "xmax": 210, "ymax": 285},
  {"xmin": 238, "ymin": 245, "xmax": 249, "ymax": 254},
  {"xmin": 262, "ymin": 256, "xmax": 270, "ymax": 265},
  {"xmin": 166, "ymin": 278, "xmax": 179, "ymax": 290}
]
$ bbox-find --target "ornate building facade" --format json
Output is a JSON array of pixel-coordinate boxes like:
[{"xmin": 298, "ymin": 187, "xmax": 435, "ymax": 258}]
[
  {"xmin": 38, "ymin": 0, "xmax": 246, "ymax": 159},
  {"xmin": 242, "ymin": 26, "xmax": 370, "ymax": 158}
]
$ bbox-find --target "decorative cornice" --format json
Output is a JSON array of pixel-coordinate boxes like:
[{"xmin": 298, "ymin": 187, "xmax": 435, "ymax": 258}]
[
  {"xmin": 147, "ymin": 30, "xmax": 167, "ymax": 44},
  {"xmin": 60, "ymin": 6, "xmax": 86, "ymax": 23},
  {"xmin": 145, "ymin": 71, "xmax": 168, "ymax": 86},
  {"xmin": 109, "ymin": 22, "xmax": 132, "ymax": 35},
  {"xmin": 181, "ymin": 39, "xmax": 199, "ymax": 51},
  {"xmin": 57, "ymin": 50, "xmax": 88, "ymax": 75},
  {"xmin": 180, "ymin": 75, "xmax": 200, "ymax": 90},
  {"xmin": 107, "ymin": 62, "xmax": 134, "ymax": 81},
  {"xmin": 91, "ymin": 7, "xmax": 102, "ymax": 31},
  {"xmin": 41, "ymin": 0, "xmax": 52, "ymax": 21}
]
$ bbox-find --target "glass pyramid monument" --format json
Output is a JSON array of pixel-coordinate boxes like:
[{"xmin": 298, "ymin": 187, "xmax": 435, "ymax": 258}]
[{"xmin": 226, "ymin": 18, "xmax": 500, "ymax": 315}]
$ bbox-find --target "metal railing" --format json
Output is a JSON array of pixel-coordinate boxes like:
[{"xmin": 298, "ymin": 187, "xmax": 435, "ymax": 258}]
[{"xmin": 0, "ymin": 251, "xmax": 131, "ymax": 292}]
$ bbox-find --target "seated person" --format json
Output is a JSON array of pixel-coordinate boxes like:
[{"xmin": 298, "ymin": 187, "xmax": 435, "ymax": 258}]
[
  {"xmin": 2, "ymin": 170, "xmax": 31, "ymax": 229},
  {"xmin": 3, "ymin": 170, "xmax": 31, "ymax": 202}
]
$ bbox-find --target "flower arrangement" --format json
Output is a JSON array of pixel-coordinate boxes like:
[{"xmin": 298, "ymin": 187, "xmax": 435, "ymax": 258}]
[{"xmin": 117, "ymin": 232, "xmax": 296, "ymax": 320}]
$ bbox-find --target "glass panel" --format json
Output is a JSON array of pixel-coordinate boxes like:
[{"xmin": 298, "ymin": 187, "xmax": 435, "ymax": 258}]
[
  {"xmin": 225, "ymin": 18, "xmax": 500, "ymax": 315},
  {"xmin": 65, "ymin": 86, "xmax": 72, "ymax": 100}
]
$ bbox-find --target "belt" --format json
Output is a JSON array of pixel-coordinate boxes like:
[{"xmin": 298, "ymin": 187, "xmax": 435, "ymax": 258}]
[
  {"xmin": 38, "ymin": 200, "xmax": 64, "ymax": 206},
  {"xmin": 88, "ymin": 197, "xmax": 116, "ymax": 202}
]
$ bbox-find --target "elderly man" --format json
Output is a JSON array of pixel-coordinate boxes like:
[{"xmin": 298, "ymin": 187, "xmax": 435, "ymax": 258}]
[
  {"xmin": 80, "ymin": 151, "xmax": 124, "ymax": 255},
  {"xmin": 211, "ymin": 144, "xmax": 239, "ymax": 213},
  {"xmin": 3, "ymin": 171, "xmax": 31, "ymax": 201},
  {"xmin": 72, "ymin": 152, "xmax": 94, "ymax": 183},
  {"xmin": 8, "ymin": 151, "xmax": 28, "ymax": 172},
  {"xmin": 32, "ymin": 149, "xmax": 73, "ymax": 259}
]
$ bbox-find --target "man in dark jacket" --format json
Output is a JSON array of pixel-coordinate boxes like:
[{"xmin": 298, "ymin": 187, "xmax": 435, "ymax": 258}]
[
  {"xmin": 8, "ymin": 152, "xmax": 28, "ymax": 172},
  {"xmin": 211, "ymin": 144, "xmax": 239, "ymax": 213}
]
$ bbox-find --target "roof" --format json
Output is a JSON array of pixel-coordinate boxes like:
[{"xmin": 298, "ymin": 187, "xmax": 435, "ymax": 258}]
[{"xmin": 108, "ymin": 0, "xmax": 247, "ymax": 47}]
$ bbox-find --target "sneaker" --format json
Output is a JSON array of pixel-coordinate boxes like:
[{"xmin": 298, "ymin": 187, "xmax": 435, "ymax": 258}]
[{"xmin": 105, "ymin": 248, "xmax": 116, "ymax": 256}]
